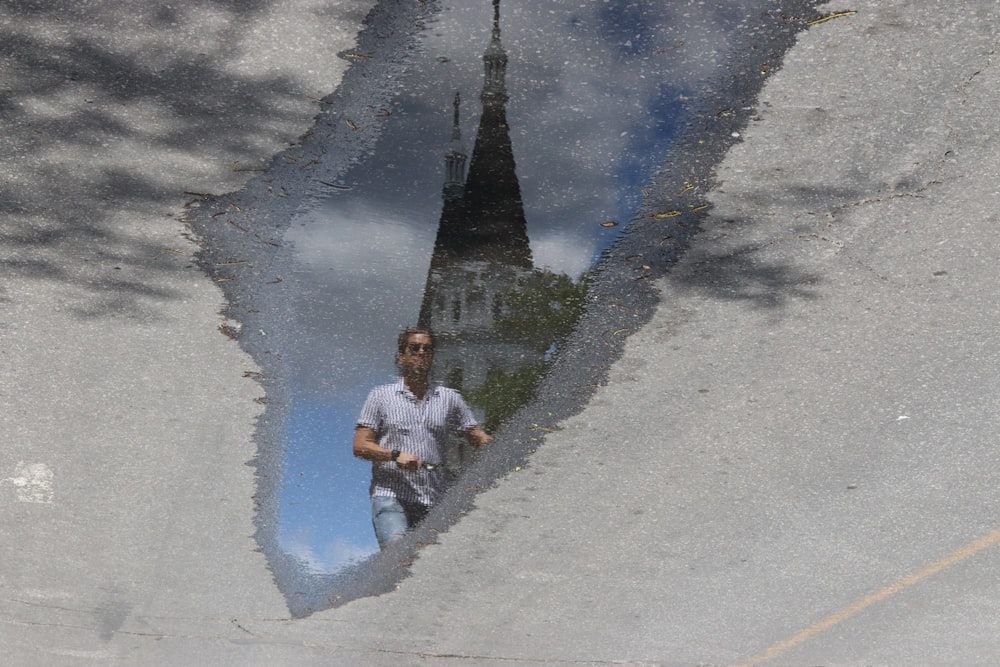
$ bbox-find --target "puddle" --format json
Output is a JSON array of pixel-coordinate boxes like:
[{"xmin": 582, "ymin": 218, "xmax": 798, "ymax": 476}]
[{"xmin": 190, "ymin": 0, "xmax": 816, "ymax": 614}]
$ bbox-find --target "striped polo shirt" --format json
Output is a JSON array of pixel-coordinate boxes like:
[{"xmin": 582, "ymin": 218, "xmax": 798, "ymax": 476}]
[{"xmin": 357, "ymin": 378, "xmax": 479, "ymax": 506}]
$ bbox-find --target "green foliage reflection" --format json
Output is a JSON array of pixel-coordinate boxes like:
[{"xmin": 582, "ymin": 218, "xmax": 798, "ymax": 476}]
[
  {"xmin": 466, "ymin": 362, "xmax": 548, "ymax": 433},
  {"xmin": 492, "ymin": 271, "xmax": 587, "ymax": 352},
  {"xmin": 466, "ymin": 270, "xmax": 587, "ymax": 431}
]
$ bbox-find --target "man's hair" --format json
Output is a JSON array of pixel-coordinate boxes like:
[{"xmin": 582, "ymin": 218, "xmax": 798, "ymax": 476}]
[{"xmin": 397, "ymin": 327, "xmax": 435, "ymax": 354}]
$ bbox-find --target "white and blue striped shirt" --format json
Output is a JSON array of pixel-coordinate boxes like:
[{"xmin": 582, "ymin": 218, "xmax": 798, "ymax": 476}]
[{"xmin": 357, "ymin": 378, "xmax": 478, "ymax": 506}]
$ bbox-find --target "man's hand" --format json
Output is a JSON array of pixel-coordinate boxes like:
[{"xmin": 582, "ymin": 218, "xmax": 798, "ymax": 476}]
[
  {"xmin": 465, "ymin": 427, "xmax": 492, "ymax": 448},
  {"xmin": 395, "ymin": 451, "xmax": 421, "ymax": 470},
  {"xmin": 354, "ymin": 426, "xmax": 420, "ymax": 468}
]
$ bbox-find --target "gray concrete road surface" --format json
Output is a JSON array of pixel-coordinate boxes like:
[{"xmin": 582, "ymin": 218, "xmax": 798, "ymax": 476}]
[{"xmin": 3, "ymin": 0, "xmax": 999, "ymax": 665}]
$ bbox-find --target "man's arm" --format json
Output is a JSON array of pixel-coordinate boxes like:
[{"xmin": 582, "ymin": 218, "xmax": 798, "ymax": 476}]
[
  {"xmin": 464, "ymin": 426, "xmax": 492, "ymax": 448},
  {"xmin": 353, "ymin": 426, "xmax": 420, "ymax": 469}
]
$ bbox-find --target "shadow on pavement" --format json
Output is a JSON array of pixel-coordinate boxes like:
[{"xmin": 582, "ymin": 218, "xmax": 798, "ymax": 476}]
[{"xmin": 1, "ymin": 0, "xmax": 339, "ymax": 319}]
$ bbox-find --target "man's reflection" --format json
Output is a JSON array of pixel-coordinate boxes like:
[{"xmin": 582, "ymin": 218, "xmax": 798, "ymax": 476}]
[{"xmin": 352, "ymin": 327, "xmax": 492, "ymax": 547}]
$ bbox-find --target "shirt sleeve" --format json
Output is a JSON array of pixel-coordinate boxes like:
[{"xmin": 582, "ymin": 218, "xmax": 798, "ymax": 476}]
[
  {"xmin": 356, "ymin": 389, "xmax": 383, "ymax": 433},
  {"xmin": 451, "ymin": 391, "xmax": 479, "ymax": 432}
]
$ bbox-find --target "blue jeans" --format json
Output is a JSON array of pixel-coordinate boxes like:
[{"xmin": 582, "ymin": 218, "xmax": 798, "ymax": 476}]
[{"xmin": 371, "ymin": 495, "xmax": 430, "ymax": 547}]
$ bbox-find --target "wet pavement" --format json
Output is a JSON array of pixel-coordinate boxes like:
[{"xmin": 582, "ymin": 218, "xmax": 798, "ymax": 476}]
[
  {"xmin": 190, "ymin": 0, "xmax": 813, "ymax": 611},
  {"xmin": 4, "ymin": 0, "xmax": 1000, "ymax": 664}
]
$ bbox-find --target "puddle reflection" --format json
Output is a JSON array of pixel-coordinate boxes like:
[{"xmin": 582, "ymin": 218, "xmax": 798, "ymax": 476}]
[{"xmin": 277, "ymin": 0, "xmax": 698, "ymax": 573}]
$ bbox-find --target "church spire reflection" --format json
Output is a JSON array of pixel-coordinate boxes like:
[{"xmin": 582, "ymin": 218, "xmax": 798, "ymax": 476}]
[{"xmin": 422, "ymin": 0, "xmax": 532, "ymax": 269}]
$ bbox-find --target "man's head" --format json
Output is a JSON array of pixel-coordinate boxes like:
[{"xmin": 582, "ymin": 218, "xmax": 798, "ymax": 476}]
[
  {"xmin": 397, "ymin": 327, "xmax": 435, "ymax": 378},
  {"xmin": 397, "ymin": 327, "xmax": 435, "ymax": 355}
]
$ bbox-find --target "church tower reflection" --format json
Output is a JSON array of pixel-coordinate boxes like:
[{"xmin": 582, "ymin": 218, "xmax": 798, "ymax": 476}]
[{"xmin": 418, "ymin": 0, "xmax": 583, "ymax": 472}]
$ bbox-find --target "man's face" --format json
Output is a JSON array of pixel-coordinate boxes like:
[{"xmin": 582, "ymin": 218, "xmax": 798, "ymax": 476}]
[{"xmin": 399, "ymin": 333, "xmax": 434, "ymax": 375}]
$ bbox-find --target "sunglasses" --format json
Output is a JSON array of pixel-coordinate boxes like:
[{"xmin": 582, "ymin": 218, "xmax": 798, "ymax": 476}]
[{"xmin": 406, "ymin": 343, "xmax": 435, "ymax": 353}]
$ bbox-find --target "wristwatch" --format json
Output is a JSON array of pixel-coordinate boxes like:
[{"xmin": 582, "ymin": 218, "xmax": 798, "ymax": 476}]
[{"xmin": 390, "ymin": 449, "xmax": 401, "ymax": 462}]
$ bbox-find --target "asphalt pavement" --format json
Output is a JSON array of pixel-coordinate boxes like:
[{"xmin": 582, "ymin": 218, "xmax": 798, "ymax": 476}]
[{"xmin": 3, "ymin": 0, "xmax": 999, "ymax": 665}]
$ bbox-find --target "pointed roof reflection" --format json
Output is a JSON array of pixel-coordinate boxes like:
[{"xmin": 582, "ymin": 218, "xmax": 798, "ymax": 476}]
[{"xmin": 426, "ymin": 0, "xmax": 532, "ymax": 269}]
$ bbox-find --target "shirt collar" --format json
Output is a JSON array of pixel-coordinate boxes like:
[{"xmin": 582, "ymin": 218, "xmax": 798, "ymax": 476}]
[{"xmin": 394, "ymin": 377, "xmax": 439, "ymax": 398}]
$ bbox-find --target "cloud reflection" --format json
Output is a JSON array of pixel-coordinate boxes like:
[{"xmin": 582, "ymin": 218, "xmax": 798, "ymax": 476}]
[{"xmin": 281, "ymin": 525, "xmax": 376, "ymax": 576}]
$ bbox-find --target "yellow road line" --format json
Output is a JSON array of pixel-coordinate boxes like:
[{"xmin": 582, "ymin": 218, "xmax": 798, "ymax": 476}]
[{"xmin": 736, "ymin": 526, "xmax": 1000, "ymax": 666}]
